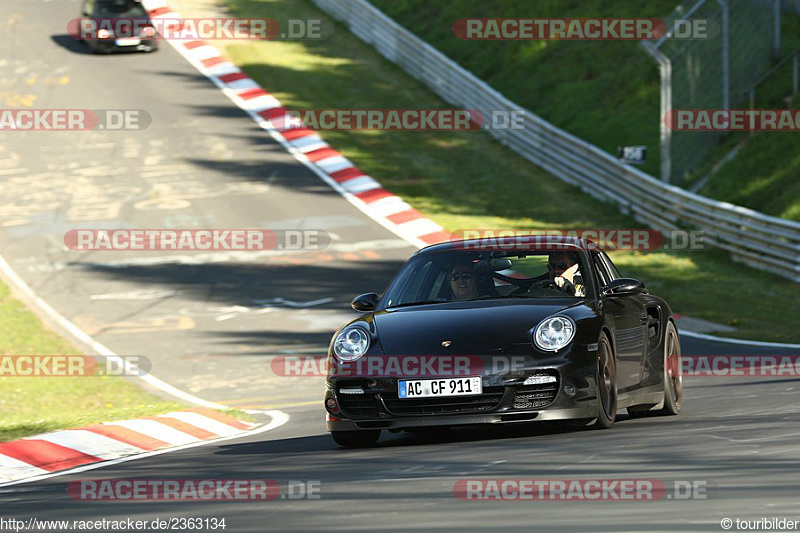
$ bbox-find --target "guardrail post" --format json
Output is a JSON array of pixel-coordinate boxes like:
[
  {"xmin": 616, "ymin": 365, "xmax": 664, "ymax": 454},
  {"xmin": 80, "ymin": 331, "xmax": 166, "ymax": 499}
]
[
  {"xmin": 641, "ymin": 41, "xmax": 672, "ymax": 183},
  {"xmin": 717, "ymin": 0, "xmax": 730, "ymax": 111},
  {"xmin": 773, "ymin": 0, "xmax": 781, "ymax": 59},
  {"xmin": 794, "ymin": 55, "xmax": 799, "ymax": 97}
]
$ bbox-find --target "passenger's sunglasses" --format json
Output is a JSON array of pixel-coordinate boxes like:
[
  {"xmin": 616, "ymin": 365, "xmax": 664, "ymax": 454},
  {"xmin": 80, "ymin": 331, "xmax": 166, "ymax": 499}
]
[
  {"xmin": 548, "ymin": 262, "xmax": 572, "ymax": 271},
  {"xmin": 450, "ymin": 272, "xmax": 474, "ymax": 282}
]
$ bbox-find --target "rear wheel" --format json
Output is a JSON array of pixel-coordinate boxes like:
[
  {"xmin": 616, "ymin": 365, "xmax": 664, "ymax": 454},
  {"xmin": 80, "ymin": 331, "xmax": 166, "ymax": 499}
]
[
  {"xmin": 591, "ymin": 332, "xmax": 617, "ymax": 429},
  {"xmin": 628, "ymin": 321, "xmax": 683, "ymax": 418},
  {"xmin": 331, "ymin": 430, "xmax": 381, "ymax": 448}
]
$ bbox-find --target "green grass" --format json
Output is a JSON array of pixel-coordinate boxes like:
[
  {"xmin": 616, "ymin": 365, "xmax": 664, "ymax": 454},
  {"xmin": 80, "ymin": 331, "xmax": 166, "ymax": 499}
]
[
  {"xmin": 367, "ymin": 0, "xmax": 669, "ymax": 179},
  {"xmin": 695, "ymin": 57, "xmax": 800, "ymax": 221},
  {"xmin": 368, "ymin": 0, "xmax": 800, "ymax": 217},
  {"xmin": 218, "ymin": 0, "xmax": 800, "ymax": 342},
  {"xmin": 0, "ymin": 282, "xmax": 185, "ymax": 442},
  {"xmin": 698, "ymin": 126, "xmax": 800, "ymax": 221}
]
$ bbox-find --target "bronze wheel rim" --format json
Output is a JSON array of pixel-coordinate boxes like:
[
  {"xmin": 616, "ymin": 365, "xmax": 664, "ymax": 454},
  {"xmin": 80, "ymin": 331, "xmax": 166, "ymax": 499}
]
[
  {"xmin": 598, "ymin": 338, "xmax": 616, "ymax": 419},
  {"xmin": 666, "ymin": 328, "xmax": 682, "ymax": 409}
]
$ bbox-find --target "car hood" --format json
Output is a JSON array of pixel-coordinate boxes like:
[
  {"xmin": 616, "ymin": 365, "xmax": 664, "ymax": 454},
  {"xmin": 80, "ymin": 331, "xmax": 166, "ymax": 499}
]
[{"xmin": 374, "ymin": 299, "xmax": 584, "ymax": 355}]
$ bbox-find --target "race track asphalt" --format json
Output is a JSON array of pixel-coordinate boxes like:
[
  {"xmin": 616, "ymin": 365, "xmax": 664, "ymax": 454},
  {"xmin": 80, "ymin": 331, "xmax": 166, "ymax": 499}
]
[{"xmin": 1, "ymin": 1, "xmax": 799, "ymax": 531}]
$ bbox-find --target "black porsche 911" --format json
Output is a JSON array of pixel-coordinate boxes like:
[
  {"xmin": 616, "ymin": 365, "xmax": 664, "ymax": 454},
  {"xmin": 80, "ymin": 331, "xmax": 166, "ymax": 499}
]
[
  {"xmin": 324, "ymin": 236, "xmax": 682, "ymax": 447},
  {"xmin": 78, "ymin": 0, "xmax": 158, "ymax": 54}
]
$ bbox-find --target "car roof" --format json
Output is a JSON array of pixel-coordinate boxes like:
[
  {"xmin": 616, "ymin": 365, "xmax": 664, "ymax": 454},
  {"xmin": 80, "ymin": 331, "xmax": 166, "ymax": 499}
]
[{"xmin": 416, "ymin": 235, "xmax": 596, "ymax": 255}]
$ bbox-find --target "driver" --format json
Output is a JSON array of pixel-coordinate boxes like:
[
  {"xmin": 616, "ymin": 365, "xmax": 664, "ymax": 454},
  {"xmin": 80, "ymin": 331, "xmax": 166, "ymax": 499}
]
[{"xmin": 533, "ymin": 251, "xmax": 585, "ymax": 296}]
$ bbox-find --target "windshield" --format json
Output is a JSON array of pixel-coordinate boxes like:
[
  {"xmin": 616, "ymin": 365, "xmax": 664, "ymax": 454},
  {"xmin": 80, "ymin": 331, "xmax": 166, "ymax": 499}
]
[
  {"xmin": 96, "ymin": 0, "xmax": 148, "ymax": 17},
  {"xmin": 381, "ymin": 249, "xmax": 591, "ymax": 309}
]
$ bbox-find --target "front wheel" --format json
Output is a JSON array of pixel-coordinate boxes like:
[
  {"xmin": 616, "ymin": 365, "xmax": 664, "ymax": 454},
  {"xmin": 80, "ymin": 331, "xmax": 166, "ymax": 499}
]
[
  {"xmin": 628, "ymin": 321, "xmax": 682, "ymax": 418},
  {"xmin": 591, "ymin": 332, "xmax": 617, "ymax": 429},
  {"xmin": 331, "ymin": 430, "xmax": 381, "ymax": 448}
]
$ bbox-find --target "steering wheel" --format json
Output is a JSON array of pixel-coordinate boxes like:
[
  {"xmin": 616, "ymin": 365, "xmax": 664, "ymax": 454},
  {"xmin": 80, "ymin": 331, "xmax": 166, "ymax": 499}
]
[
  {"xmin": 529, "ymin": 279, "xmax": 559, "ymax": 291},
  {"xmin": 491, "ymin": 272, "xmax": 533, "ymax": 295}
]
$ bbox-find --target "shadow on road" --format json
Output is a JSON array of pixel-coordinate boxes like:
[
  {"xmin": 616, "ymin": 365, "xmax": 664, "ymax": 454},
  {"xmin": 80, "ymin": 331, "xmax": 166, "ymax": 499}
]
[{"xmin": 50, "ymin": 34, "xmax": 92, "ymax": 54}]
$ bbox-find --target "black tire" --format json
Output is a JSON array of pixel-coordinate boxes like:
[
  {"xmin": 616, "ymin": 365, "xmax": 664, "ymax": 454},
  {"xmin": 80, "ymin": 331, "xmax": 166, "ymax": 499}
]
[
  {"xmin": 331, "ymin": 430, "xmax": 381, "ymax": 448},
  {"xmin": 591, "ymin": 332, "xmax": 617, "ymax": 429},
  {"xmin": 628, "ymin": 321, "xmax": 683, "ymax": 418}
]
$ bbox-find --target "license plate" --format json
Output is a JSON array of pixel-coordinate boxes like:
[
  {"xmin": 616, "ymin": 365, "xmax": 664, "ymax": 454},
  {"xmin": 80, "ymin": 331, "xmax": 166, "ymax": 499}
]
[
  {"xmin": 398, "ymin": 377, "xmax": 482, "ymax": 398},
  {"xmin": 115, "ymin": 38, "xmax": 141, "ymax": 46}
]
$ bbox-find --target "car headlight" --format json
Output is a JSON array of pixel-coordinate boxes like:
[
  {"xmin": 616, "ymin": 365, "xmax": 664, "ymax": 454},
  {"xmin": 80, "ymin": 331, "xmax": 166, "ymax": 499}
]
[
  {"xmin": 533, "ymin": 316, "xmax": 576, "ymax": 352},
  {"xmin": 333, "ymin": 327, "xmax": 370, "ymax": 362},
  {"xmin": 97, "ymin": 29, "xmax": 112, "ymax": 39}
]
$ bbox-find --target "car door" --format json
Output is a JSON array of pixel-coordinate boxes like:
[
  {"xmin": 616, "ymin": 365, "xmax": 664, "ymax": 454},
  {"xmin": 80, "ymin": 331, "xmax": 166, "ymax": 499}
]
[{"xmin": 592, "ymin": 251, "xmax": 647, "ymax": 392}]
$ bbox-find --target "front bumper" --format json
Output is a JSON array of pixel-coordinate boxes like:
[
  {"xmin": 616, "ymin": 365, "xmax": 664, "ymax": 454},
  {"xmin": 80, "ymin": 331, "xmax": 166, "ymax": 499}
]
[
  {"xmin": 90, "ymin": 39, "xmax": 158, "ymax": 53},
  {"xmin": 325, "ymin": 344, "xmax": 600, "ymax": 432},
  {"xmin": 327, "ymin": 406, "xmax": 598, "ymax": 431}
]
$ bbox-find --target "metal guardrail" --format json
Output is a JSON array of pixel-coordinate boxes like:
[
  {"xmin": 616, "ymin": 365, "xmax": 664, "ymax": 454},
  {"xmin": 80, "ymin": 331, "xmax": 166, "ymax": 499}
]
[{"xmin": 312, "ymin": 0, "xmax": 800, "ymax": 282}]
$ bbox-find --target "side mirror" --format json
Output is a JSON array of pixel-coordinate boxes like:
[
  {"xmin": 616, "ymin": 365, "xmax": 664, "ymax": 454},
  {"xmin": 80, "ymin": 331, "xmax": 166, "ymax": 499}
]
[
  {"xmin": 602, "ymin": 278, "xmax": 645, "ymax": 297},
  {"xmin": 351, "ymin": 292, "xmax": 379, "ymax": 312}
]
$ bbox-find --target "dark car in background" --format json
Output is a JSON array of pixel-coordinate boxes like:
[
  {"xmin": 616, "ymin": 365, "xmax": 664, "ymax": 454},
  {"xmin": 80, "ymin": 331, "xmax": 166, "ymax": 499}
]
[
  {"xmin": 324, "ymin": 236, "xmax": 683, "ymax": 447},
  {"xmin": 78, "ymin": 0, "xmax": 158, "ymax": 54}
]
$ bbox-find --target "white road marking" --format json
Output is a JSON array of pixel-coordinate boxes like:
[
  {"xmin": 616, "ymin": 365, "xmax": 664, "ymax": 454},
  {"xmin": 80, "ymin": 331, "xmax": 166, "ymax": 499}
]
[
  {"xmin": 0, "ymin": 253, "xmax": 227, "ymax": 409},
  {"xmin": 90, "ymin": 290, "xmax": 181, "ymax": 300},
  {"xmin": 250, "ymin": 297, "xmax": 334, "ymax": 308},
  {"xmin": 681, "ymin": 330, "xmax": 800, "ymax": 349}
]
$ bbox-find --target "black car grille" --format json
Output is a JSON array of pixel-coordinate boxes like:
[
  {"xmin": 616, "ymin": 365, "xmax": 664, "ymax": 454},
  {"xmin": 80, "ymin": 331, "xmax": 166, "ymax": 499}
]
[
  {"xmin": 513, "ymin": 375, "xmax": 560, "ymax": 409},
  {"xmin": 337, "ymin": 392, "xmax": 380, "ymax": 417},
  {"xmin": 381, "ymin": 387, "xmax": 505, "ymax": 416}
]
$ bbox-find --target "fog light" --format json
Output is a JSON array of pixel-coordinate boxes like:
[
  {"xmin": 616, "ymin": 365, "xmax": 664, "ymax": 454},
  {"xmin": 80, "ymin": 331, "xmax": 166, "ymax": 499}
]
[
  {"xmin": 325, "ymin": 398, "xmax": 338, "ymax": 413},
  {"xmin": 563, "ymin": 385, "xmax": 577, "ymax": 397}
]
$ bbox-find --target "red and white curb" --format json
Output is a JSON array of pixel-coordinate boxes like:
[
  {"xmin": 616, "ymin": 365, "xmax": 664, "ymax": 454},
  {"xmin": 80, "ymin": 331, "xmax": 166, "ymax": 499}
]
[
  {"xmin": 0, "ymin": 409, "xmax": 255, "ymax": 484},
  {"xmin": 140, "ymin": 0, "xmax": 450, "ymax": 250}
]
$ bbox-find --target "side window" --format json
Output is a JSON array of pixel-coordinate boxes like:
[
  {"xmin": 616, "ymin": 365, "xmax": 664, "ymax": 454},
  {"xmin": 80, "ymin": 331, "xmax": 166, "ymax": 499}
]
[
  {"xmin": 591, "ymin": 252, "xmax": 611, "ymax": 288},
  {"xmin": 599, "ymin": 251, "xmax": 621, "ymax": 280}
]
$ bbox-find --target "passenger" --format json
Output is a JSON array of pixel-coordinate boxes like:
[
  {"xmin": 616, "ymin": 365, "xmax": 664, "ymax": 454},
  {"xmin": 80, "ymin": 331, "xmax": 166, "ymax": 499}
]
[{"xmin": 448, "ymin": 262, "xmax": 480, "ymax": 300}]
